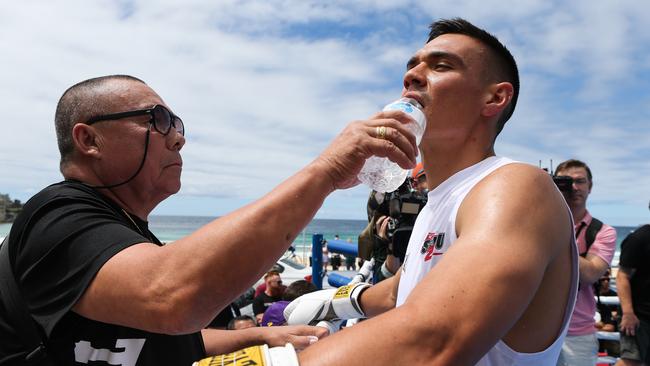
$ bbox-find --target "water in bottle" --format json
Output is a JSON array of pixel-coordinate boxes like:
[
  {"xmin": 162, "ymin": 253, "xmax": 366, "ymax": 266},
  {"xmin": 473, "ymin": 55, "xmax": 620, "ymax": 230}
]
[{"xmin": 357, "ymin": 98, "xmax": 426, "ymax": 192}]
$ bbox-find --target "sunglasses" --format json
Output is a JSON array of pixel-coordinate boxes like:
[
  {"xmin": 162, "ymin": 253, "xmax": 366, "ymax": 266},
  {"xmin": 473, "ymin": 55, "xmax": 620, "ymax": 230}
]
[{"xmin": 86, "ymin": 104, "xmax": 185, "ymax": 136}]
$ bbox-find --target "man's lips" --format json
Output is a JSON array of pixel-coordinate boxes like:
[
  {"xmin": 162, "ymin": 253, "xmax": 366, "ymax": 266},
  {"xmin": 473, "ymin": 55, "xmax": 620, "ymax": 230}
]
[
  {"xmin": 164, "ymin": 160, "xmax": 183, "ymax": 169},
  {"xmin": 403, "ymin": 92, "xmax": 425, "ymax": 108},
  {"xmin": 569, "ymin": 193, "xmax": 584, "ymax": 201}
]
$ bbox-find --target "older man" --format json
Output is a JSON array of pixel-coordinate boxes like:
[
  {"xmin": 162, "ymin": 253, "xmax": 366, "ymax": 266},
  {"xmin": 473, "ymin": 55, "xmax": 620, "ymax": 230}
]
[{"xmin": 0, "ymin": 75, "xmax": 418, "ymax": 365}]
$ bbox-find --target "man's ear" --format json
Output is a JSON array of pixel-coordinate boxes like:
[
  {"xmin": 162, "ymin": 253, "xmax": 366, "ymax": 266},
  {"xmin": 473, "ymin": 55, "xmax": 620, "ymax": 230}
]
[
  {"xmin": 481, "ymin": 82, "xmax": 514, "ymax": 118},
  {"xmin": 71, "ymin": 123, "xmax": 101, "ymax": 158}
]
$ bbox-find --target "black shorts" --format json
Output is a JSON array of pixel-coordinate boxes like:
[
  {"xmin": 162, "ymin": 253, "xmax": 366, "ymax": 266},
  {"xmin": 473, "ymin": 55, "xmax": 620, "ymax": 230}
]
[{"xmin": 620, "ymin": 318, "xmax": 650, "ymax": 363}]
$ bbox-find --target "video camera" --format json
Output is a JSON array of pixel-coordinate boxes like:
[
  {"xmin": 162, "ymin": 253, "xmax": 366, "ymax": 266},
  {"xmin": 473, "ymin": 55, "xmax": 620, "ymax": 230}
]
[
  {"xmin": 371, "ymin": 177, "xmax": 428, "ymax": 261},
  {"xmin": 540, "ymin": 160, "xmax": 573, "ymax": 194},
  {"xmin": 552, "ymin": 175, "xmax": 573, "ymax": 193}
]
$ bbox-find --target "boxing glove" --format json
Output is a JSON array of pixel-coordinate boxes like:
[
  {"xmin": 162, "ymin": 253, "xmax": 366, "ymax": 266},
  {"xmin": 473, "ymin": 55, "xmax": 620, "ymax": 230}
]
[
  {"xmin": 284, "ymin": 282, "xmax": 371, "ymax": 326},
  {"xmin": 193, "ymin": 343, "xmax": 298, "ymax": 366}
]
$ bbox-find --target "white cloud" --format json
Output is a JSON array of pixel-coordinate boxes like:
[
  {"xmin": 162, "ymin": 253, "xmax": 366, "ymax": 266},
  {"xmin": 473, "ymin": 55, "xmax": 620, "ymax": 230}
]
[{"xmin": 0, "ymin": 1, "xmax": 648, "ymax": 225}]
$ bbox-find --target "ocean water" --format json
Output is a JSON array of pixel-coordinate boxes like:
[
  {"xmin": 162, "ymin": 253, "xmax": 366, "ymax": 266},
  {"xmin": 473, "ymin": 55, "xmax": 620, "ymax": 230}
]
[
  {"xmin": 0, "ymin": 223, "xmax": 12, "ymax": 238},
  {"xmin": 1, "ymin": 217, "xmax": 365, "ymax": 242},
  {"xmin": 146, "ymin": 216, "xmax": 368, "ymax": 255},
  {"xmin": 0, "ymin": 218, "xmax": 638, "ymax": 253},
  {"xmin": 148, "ymin": 217, "xmax": 636, "ymax": 256}
]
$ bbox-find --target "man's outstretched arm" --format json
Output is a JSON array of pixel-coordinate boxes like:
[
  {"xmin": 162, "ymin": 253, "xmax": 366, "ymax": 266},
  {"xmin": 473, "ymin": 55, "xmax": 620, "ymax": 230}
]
[
  {"xmin": 74, "ymin": 111, "xmax": 418, "ymax": 334},
  {"xmin": 297, "ymin": 164, "xmax": 573, "ymax": 365}
]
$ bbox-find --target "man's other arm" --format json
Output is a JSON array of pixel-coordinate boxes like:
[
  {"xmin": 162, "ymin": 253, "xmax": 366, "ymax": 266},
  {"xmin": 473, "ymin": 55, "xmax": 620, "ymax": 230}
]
[
  {"xmin": 201, "ymin": 326, "xmax": 327, "ymax": 355},
  {"xmin": 357, "ymin": 269, "xmax": 401, "ymax": 317},
  {"xmin": 297, "ymin": 164, "xmax": 573, "ymax": 365}
]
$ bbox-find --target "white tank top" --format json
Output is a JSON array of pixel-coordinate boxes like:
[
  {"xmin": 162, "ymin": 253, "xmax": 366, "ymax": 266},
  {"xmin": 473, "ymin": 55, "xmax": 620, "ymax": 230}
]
[{"xmin": 396, "ymin": 156, "xmax": 579, "ymax": 365}]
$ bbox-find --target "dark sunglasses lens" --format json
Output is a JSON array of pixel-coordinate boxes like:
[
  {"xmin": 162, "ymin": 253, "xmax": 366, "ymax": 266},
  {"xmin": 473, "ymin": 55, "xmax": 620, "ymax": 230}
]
[
  {"xmin": 153, "ymin": 105, "xmax": 184, "ymax": 136},
  {"xmin": 174, "ymin": 116, "xmax": 185, "ymax": 136},
  {"xmin": 152, "ymin": 106, "xmax": 172, "ymax": 135}
]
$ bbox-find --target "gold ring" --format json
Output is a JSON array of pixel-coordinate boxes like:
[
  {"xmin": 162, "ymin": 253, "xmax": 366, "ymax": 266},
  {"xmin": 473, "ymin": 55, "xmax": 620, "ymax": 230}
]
[{"xmin": 376, "ymin": 126, "xmax": 387, "ymax": 139}]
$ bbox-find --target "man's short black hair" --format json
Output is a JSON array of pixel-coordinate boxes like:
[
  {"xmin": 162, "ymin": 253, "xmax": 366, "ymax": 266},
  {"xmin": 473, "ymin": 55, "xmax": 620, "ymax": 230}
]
[
  {"xmin": 428, "ymin": 18, "xmax": 519, "ymax": 136},
  {"xmin": 282, "ymin": 280, "xmax": 317, "ymax": 301},
  {"xmin": 55, "ymin": 75, "xmax": 145, "ymax": 170},
  {"xmin": 226, "ymin": 315, "xmax": 257, "ymax": 330}
]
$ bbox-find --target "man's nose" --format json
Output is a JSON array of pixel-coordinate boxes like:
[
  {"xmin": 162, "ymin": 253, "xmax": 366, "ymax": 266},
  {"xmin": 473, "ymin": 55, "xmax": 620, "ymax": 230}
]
[
  {"xmin": 403, "ymin": 62, "xmax": 427, "ymax": 90},
  {"xmin": 167, "ymin": 128, "xmax": 185, "ymax": 151}
]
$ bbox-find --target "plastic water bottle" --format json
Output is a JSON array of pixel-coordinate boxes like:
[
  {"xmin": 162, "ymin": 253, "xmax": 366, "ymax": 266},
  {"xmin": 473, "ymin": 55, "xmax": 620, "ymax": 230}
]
[{"xmin": 357, "ymin": 98, "xmax": 426, "ymax": 193}]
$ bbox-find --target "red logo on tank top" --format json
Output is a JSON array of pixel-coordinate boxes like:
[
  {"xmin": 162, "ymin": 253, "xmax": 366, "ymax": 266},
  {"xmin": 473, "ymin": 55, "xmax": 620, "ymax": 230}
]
[{"xmin": 420, "ymin": 232, "xmax": 446, "ymax": 261}]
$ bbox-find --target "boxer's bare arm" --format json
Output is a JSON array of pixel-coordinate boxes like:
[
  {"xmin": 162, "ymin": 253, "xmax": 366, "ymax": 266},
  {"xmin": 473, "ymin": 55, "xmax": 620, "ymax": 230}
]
[{"xmin": 298, "ymin": 164, "xmax": 572, "ymax": 365}]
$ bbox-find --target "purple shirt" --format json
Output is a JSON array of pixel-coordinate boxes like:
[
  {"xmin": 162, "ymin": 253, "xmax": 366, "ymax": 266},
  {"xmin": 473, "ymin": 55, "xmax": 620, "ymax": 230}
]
[{"xmin": 568, "ymin": 211, "xmax": 617, "ymax": 335}]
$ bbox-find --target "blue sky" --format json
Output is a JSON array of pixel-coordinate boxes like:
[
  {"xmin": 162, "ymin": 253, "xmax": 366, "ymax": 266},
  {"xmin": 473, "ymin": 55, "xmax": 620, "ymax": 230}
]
[{"xmin": 1, "ymin": 1, "xmax": 649, "ymax": 226}]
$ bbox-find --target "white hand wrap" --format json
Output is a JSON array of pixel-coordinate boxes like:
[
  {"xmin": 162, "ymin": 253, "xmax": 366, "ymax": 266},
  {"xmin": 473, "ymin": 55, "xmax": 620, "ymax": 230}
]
[
  {"xmin": 316, "ymin": 319, "xmax": 343, "ymax": 334},
  {"xmin": 193, "ymin": 343, "xmax": 298, "ymax": 366},
  {"xmin": 284, "ymin": 282, "xmax": 371, "ymax": 325}
]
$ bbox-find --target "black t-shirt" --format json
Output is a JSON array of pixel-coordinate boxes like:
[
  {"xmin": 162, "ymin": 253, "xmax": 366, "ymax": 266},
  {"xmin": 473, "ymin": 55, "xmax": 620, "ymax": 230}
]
[
  {"xmin": 0, "ymin": 181, "xmax": 204, "ymax": 365},
  {"xmin": 252, "ymin": 293, "xmax": 282, "ymax": 316},
  {"xmin": 619, "ymin": 224, "xmax": 650, "ymax": 320}
]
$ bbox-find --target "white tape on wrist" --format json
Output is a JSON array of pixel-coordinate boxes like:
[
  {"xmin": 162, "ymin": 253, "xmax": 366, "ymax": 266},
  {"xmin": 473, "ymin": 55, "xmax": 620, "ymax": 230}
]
[
  {"xmin": 380, "ymin": 260, "xmax": 395, "ymax": 278},
  {"xmin": 330, "ymin": 282, "xmax": 370, "ymax": 319},
  {"xmin": 316, "ymin": 319, "xmax": 343, "ymax": 334},
  {"xmin": 267, "ymin": 343, "xmax": 299, "ymax": 366}
]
